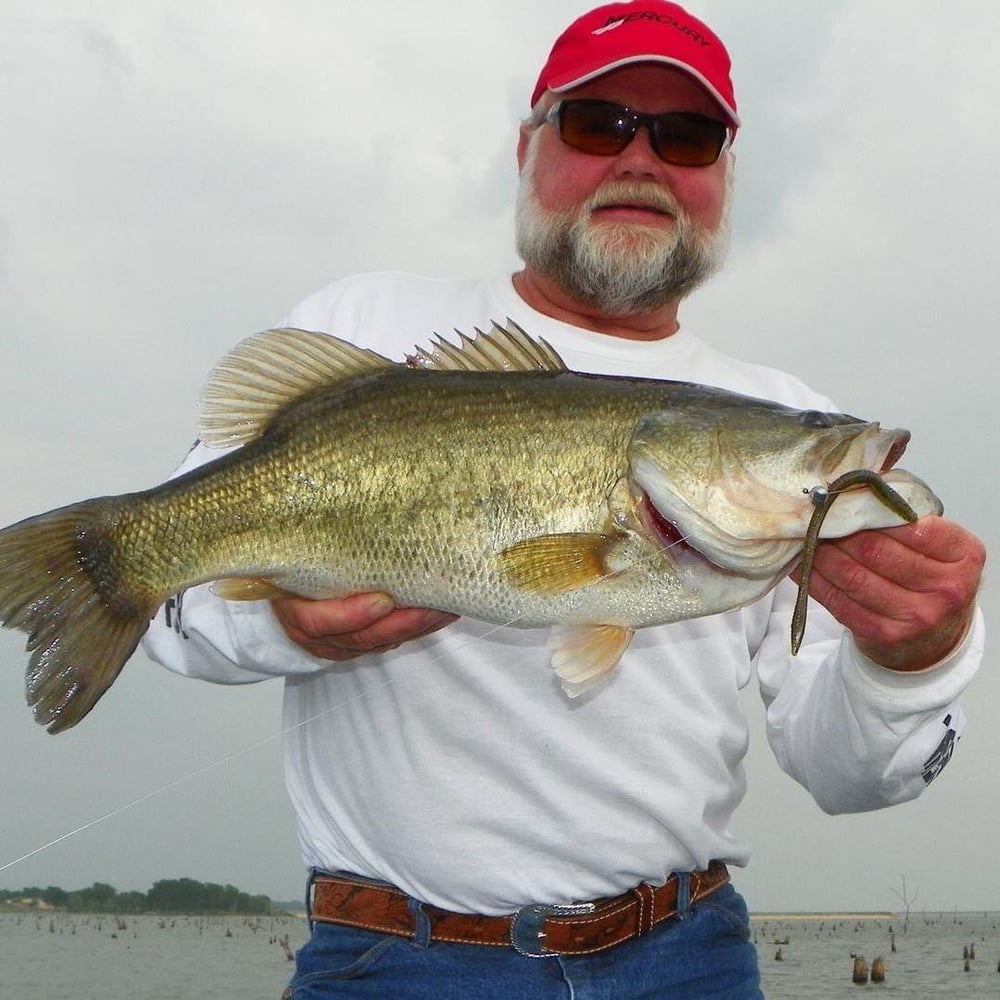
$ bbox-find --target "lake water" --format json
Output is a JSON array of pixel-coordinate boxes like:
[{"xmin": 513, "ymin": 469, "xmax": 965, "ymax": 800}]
[
  {"xmin": 2, "ymin": 910, "xmax": 998, "ymax": 997},
  {"xmin": 0, "ymin": 912, "xmax": 309, "ymax": 999},
  {"xmin": 754, "ymin": 912, "xmax": 1000, "ymax": 999}
]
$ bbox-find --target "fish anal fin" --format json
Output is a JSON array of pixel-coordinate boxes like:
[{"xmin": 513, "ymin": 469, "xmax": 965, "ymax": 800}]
[
  {"xmin": 211, "ymin": 577, "xmax": 301, "ymax": 601},
  {"xmin": 499, "ymin": 533, "xmax": 615, "ymax": 595},
  {"xmin": 199, "ymin": 328, "xmax": 394, "ymax": 448},
  {"xmin": 549, "ymin": 624, "xmax": 635, "ymax": 697}
]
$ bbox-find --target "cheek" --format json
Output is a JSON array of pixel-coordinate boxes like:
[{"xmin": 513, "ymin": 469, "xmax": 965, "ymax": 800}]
[
  {"xmin": 669, "ymin": 168, "xmax": 728, "ymax": 230},
  {"xmin": 532, "ymin": 161, "xmax": 606, "ymax": 213},
  {"xmin": 524, "ymin": 130, "xmax": 610, "ymax": 212}
]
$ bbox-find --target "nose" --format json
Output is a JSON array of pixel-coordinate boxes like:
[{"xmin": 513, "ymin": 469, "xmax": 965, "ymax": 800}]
[{"xmin": 612, "ymin": 126, "xmax": 663, "ymax": 177}]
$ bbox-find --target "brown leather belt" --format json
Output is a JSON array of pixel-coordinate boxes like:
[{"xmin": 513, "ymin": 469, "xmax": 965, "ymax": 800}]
[{"xmin": 309, "ymin": 861, "xmax": 729, "ymax": 957}]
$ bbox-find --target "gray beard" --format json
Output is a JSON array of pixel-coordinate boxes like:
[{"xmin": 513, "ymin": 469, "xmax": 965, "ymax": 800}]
[{"xmin": 514, "ymin": 151, "xmax": 732, "ymax": 317}]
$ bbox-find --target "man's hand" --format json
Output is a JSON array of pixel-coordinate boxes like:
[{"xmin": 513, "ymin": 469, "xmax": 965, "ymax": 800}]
[
  {"xmin": 791, "ymin": 515, "xmax": 985, "ymax": 671},
  {"xmin": 271, "ymin": 592, "xmax": 458, "ymax": 661}
]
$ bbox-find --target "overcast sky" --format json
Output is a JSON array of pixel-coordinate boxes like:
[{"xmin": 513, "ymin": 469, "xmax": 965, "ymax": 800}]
[{"xmin": 1, "ymin": 0, "xmax": 996, "ymax": 920}]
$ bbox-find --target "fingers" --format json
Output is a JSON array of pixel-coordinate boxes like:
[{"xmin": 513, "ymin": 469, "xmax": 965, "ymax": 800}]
[
  {"xmin": 793, "ymin": 517, "xmax": 985, "ymax": 671},
  {"xmin": 271, "ymin": 592, "xmax": 459, "ymax": 661}
]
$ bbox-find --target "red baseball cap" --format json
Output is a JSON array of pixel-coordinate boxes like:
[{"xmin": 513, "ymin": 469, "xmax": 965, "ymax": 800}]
[{"xmin": 530, "ymin": 2, "xmax": 739, "ymax": 129}]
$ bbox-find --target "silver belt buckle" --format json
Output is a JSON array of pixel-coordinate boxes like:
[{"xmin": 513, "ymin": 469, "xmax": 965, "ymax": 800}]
[{"xmin": 509, "ymin": 901, "xmax": 597, "ymax": 958}]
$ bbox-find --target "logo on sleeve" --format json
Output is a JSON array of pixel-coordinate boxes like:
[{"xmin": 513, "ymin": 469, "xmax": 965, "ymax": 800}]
[
  {"xmin": 164, "ymin": 591, "xmax": 189, "ymax": 640},
  {"xmin": 922, "ymin": 714, "xmax": 958, "ymax": 785}
]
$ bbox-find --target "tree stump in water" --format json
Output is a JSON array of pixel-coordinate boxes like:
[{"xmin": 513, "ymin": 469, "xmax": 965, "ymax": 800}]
[{"xmin": 852, "ymin": 955, "xmax": 869, "ymax": 984}]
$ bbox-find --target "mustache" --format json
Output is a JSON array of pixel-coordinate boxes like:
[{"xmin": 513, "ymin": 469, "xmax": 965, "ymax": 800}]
[{"xmin": 585, "ymin": 182, "xmax": 682, "ymax": 217}]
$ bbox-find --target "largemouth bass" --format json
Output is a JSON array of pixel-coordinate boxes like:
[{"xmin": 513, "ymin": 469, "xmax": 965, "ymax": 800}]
[{"xmin": 0, "ymin": 322, "xmax": 942, "ymax": 732}]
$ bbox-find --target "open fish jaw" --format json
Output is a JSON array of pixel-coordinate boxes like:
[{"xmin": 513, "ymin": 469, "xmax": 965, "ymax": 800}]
[{"xmin": 628, "ymin": 414, "xmax": 930, "ymax": 576}]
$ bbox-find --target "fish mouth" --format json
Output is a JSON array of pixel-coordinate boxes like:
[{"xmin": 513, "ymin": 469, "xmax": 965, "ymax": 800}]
[
  {"xmin": 822, "ymin": 424, "xmax": 910, "ymax": 481},
  {"xmin": 633, "ymin": 425, "xmax": 919, "ymax": 579},
  {"xmin": 639, "ymin": 491, "xmax": 691, "ymax": 555},
  {"xmin": 880, "ymin": 430, "xmax": 910, "ymax": 471},
  {"xmin": 638, "ymin": 488, "xmax": 789, "ymax": 578},
  {"xmin": 637, "ymin": 487, "xmax": 792, "ymax": 582}
]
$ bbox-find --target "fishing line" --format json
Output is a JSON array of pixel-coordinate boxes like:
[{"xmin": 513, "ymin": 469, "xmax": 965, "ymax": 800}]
[
  {"xmin": 0, "ymin": 612, "xmax": 533, "ymax": 876},
  {"xmin": 0, "ymin": 729, "xmax": 290, "ymax": 876}
]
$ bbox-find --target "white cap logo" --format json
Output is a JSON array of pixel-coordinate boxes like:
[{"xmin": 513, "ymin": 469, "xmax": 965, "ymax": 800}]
[{"xmin": 592, "ymin": 18, "xmax": 626, "ymax": 35}]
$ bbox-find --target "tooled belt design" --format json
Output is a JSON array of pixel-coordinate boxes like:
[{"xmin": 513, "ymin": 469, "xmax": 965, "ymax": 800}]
[{"xmin": 309, "ymin": 860, "xmax": 730, "ymax": 958}]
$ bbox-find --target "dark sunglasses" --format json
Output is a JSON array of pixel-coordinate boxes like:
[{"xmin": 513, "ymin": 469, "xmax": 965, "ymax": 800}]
[{"xmin": 543, "ymin": 99, "xmax": 731, "ymax": 167}]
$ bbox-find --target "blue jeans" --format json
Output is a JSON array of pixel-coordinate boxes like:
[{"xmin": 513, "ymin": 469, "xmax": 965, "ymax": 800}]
[{"xmin": 282, "ymin": 882, "xmax": 762, "ymax": 999}]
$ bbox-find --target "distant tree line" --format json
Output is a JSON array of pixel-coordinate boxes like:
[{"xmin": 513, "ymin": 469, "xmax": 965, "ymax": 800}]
[{"xmin": 0, "ymin": 878, "xmax": 274, "ymax": 914}]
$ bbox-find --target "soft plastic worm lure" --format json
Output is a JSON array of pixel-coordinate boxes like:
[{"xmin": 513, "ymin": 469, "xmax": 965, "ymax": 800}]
[{"xmin": 792, "ymin": 470, "xmax": 920, "ymax": 654}]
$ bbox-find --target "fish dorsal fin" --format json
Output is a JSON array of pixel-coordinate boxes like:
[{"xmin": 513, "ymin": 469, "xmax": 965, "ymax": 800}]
[
  {"xmin": 199, "ymin": 328, "xmax": 394, "ymax": 447},
  {"xmin": 407, "ymin": 319, "xmax": 566, "ymax": 374}
]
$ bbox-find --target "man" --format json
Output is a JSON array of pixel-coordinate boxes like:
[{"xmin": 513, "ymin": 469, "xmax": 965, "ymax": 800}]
[{"xmin": 144, "ymin": 4, "xmax": 985, "ymax": 997}]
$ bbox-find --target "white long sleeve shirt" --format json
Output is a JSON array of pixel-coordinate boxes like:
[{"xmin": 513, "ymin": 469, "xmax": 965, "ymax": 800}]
[{"xmin": 142, "ymin": 272, "xmax": 983, "ymax": 915}]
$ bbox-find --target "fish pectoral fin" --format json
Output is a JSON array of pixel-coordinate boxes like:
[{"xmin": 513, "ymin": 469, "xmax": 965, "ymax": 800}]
[
  {"xmin": 498, "ymin": 533, "xmax": 616, "ymax": 595},
  {"xmin": 211, "ymin": 577, "xmax": 301, "ymax": 601},
  {"xmin": 548, "ymin": 624, "xmax": 635, "ymax": 698}
]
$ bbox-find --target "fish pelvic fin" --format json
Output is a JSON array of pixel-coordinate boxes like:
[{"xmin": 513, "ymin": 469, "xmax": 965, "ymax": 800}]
[
  {"xmin": 0, "ymin": 500, "xmax": 159, "ymax": 733},
  {"xmin": 200, "ymin": 328, "xmax": 395, "ymax": 447},
  {"xmin": 498, "ymin": 533, "xmax": 617, "ymax": 595},
  {"xmin": 406, "ymin": 319, "xmax": 566, "ymax": 374},
  {"xmin": 549, "ymin": 624, "xmax": 635, "ymax": 698}
]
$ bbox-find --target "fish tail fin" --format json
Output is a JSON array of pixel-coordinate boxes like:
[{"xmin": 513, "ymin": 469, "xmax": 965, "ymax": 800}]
[{"xmin": 0, "ymin": 498, "xmax": 159, "ymax": 733}]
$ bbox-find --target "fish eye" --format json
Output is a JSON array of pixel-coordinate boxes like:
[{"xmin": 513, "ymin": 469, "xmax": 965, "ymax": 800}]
[{"xmin": 798, "ymin": 410, "xmax": 834, "ymax": 429}]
